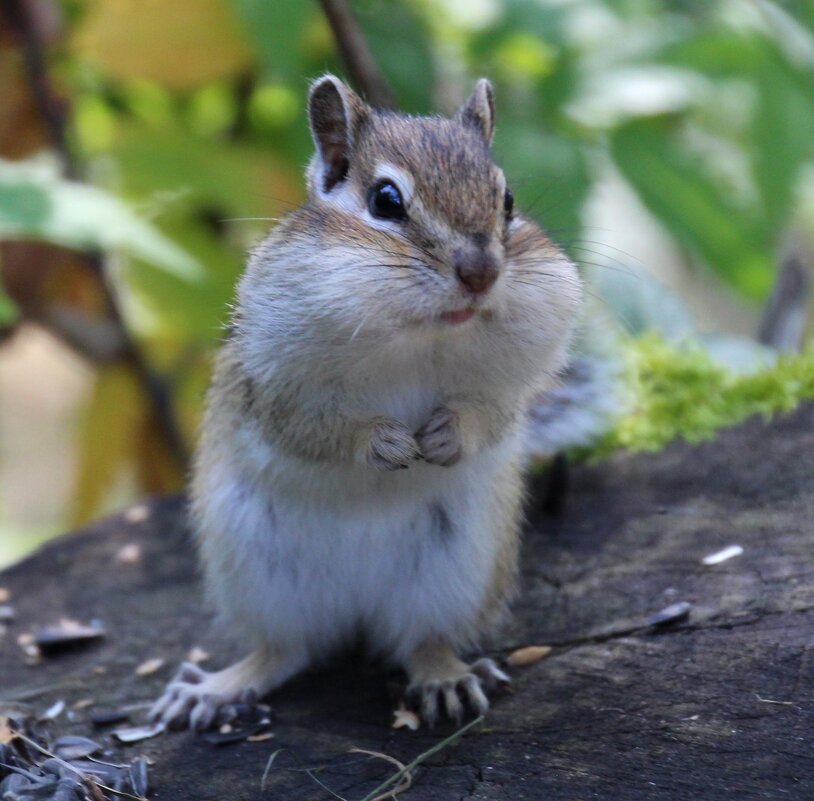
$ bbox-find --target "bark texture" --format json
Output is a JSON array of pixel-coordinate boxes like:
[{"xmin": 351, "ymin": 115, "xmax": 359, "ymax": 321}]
[{"xmin": 2, "ymin": 404, "xmax": 813, "ymax": 800}]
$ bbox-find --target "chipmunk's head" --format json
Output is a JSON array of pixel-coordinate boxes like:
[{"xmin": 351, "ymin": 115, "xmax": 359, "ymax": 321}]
[{"xmin": 304, "ymin": 74, "xmax": 520, "ymax": 326}]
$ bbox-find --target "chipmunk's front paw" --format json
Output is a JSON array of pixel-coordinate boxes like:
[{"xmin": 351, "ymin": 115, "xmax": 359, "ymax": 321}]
[
  {"xmin": 415, "ymin": 406, "xmax": 462, "ymax": 466},
  {"xmin": 367, "ymin": 418, "xmax": 421, "ymax": 471},
  {"xmin": 407, "ymin": 658, "xmax": 510, "ymax": 727}
]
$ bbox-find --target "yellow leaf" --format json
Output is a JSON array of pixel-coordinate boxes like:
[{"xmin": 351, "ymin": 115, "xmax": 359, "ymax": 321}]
[
  {"xmin": 71, "ymin": 364, "xmax": 144, "ymax": 525},
  {"xmin": 71, "ymin": 0, "xmax": 254, "ymax": 90}
]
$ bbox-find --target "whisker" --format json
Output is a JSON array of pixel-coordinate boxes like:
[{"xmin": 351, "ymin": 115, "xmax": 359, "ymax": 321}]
[
  {"xmin": 247, "ymin": 191, "xmax": 302, "ymax": 209},
  {"xmin": 220, "ymin": 217, "xmax": 283, "ymax": 223},
  {"xmin": 557, "ymin": 240, "xmax": 648, "ymax": 269}
]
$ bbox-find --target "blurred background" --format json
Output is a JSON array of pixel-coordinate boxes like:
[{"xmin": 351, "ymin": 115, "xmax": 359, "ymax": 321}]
[{"xmin": 1, "ymin": 0, "xmax": 813, "ymax": 567}]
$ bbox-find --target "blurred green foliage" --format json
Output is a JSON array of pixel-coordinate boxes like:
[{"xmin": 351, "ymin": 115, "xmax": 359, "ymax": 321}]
[
  {"xmin": 1, "ymin": 0, "xmax": 814, "ymax": 533},
  {"xmin": 0, "ymin": 158, "xmax": 200, "ymax": 278}
]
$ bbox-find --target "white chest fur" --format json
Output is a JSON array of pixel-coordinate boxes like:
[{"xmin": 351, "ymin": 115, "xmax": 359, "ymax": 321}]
[{"xmin": 196, "ymin": 411, "xmax": 520, "ymax": 665}]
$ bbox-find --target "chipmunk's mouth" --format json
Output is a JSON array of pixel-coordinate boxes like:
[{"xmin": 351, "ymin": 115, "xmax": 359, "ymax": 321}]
[{"xmin": 439, "ymin": 307, "xmax": 477, "ymax": 325}]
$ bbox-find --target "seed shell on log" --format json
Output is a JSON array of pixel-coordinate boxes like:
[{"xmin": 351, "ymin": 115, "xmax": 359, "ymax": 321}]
[
  {"xmin": 648, "ymin": 601, "xmax": 692, "ymax": 627},
  {"xmin": 112, "ymin": 721, "xmax": 165, "ymax": 743},
  {"xmin": 53, "ymin": 735, "xmax": 102, "ymax": 761},
  {"xmin": 34, "ymin": 622, "xmax": 105, "ymax": 656}
]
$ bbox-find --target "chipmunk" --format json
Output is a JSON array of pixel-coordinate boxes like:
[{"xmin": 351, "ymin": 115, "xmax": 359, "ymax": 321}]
[{"xmin": 150, "ymin": 75, "xmax": 582, "ymax": 730}]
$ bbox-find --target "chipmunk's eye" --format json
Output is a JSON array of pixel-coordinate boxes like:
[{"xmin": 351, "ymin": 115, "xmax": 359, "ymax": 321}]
[
  {"xmin": 368, "ymin": 180, "xmax": 407, "ymax": 222},
  {"xmin": 504, "ymin": 189, "xmax": 514, "ymax": 220}
]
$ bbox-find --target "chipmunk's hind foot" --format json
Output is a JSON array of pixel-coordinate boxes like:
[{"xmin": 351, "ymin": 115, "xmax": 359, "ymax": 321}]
[
  {"xmin": 148, "ymin": 646, "xmax": 303, "ymax": 731},
  {"xmin": 406, "ymin": 642, "xmax": 510, "ymax": 727}
]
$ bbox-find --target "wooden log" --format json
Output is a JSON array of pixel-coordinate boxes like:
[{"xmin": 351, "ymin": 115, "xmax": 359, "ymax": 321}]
[{"xmin": 2, "ymin": 404, "xmax": 813, "ymax": 800}]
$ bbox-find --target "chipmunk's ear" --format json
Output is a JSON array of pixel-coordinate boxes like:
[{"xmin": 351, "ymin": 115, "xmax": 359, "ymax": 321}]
[
  {"xmin": 308, "ymin": 75, "xmax": 369, "ymax": 193},
  {"xmin": 457, "ymin": 78, "xmax": 495, "ymax": 145}
]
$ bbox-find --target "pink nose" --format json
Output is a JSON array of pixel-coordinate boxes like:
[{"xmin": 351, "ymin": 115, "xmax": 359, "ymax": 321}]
[{"xmin": 454, "ymin": 251, "xmax": 499, "ymax": 295}]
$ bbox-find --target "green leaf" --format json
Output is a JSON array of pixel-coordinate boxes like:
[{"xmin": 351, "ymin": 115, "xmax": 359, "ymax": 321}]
[
  {"xmin": 0, "ymin": 180, "xmax": 51, "ymax": 228},
  {"xmin": 657, "ymin": 29, "xmax": 814, "ymax": 232},
  {"xmin": 0, "ymin": 159, "xmax": 202, "ymax": 280},
  {"xmin": 610, "ymin": 118, "xmax": 774, "ymax": 299},
  {"xmin": 114, "ymin": 128, "xmax": 301, "ymax": 219},
  {"xmin": 751, "ymin": 68, "xmax": 814, "ymax": 231},
  {"xmin": 124, "ymin": 219, "xmax": 242, "ymax": 342}
]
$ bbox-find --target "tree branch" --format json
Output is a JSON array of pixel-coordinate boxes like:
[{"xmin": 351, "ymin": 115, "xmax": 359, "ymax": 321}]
[{"xmin": 318, "ymin": 0, "xmax": 395, "ymax": 109}]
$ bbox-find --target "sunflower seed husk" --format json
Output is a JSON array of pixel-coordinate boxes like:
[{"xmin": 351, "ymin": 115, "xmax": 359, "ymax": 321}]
[
  {"xmin": 53, "ymin": 736, "xmax": 102, "ymax": 761},
  {"xmin": 648, "ymin": 600, "xmax": 692, "ymax": 627},
  {"xmin": 112, "ymin": 722, "xmax": 165, "ymax": 743},
  {"xmin": 34, "ymin": 622, "xmax": 105, "ymax": 656}
]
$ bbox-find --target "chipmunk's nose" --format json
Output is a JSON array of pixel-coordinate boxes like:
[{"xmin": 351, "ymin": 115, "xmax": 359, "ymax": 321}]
[{"xmin": 454, "ymin": 247, "xmax": 499, "ymax": 296}]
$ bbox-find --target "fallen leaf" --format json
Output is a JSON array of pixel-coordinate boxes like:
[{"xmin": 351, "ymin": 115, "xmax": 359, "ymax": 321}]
[
  {"xmin": 506, "ymin": 645, "xmax": 552, "ymax": 667},
  {"xmin": 135, "ymin": 657, "xmax": 165, "ymax": 676},
  {"xmin": 73, "ymin": 698, "xmax": 94, "ymax": 710},
  {"xmin": 0, "ymin": 587, "xmax": 10, "ymax": 603}
]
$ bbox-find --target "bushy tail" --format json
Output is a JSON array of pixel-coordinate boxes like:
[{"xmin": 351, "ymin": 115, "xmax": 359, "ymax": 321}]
[{"xmin": 522, "ymin": 317, "xmax": 626, "ymax": 461}]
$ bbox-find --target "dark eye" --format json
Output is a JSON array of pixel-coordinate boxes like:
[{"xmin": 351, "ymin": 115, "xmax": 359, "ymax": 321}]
[
  {"xmin": 504, "ymin": 189, "xmax": 514, "ymax": 220},
  {"xmin": 368, "ymin": 180, "xmax": 407, "ymax": 222}
]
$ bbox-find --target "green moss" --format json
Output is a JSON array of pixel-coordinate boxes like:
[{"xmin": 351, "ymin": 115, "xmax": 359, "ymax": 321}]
[{"xmin": 594, "ymin": 336, "xmax": 814, "ymax": 456}]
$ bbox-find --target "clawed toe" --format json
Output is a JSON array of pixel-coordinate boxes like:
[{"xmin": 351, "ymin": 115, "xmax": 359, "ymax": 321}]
[
  {"xmin": 189, "ymin": 695, "xmax": 220, "ymax": 731},
  {"xmin": 471, "ymin": 657, "xmax": 510, "ymax": 691},
  {"xmin": 415, "ymin": 407, "xmax": 462, "ymax": 466},
  {"xmin": 148, "ymin": 667, "xmax": 234, "ymax": 730},
  {"xmin": 408, "ymin": 661, "xmax": 510, "ymax": 727},
  {"xmin": 175, "ymin": 661, "xmax": 207, "ymax": 684}
]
